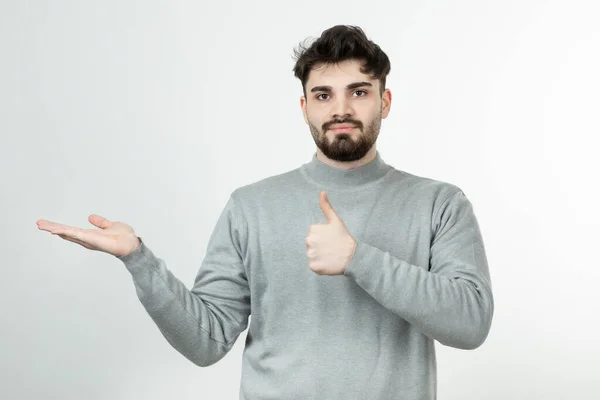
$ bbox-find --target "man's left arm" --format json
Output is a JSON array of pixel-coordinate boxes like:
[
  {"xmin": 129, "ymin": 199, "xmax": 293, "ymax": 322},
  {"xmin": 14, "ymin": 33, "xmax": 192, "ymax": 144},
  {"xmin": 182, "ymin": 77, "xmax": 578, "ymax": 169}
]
[{"xmin": 342, "ymin": 190, "xmax": 494, "ymax": 350}]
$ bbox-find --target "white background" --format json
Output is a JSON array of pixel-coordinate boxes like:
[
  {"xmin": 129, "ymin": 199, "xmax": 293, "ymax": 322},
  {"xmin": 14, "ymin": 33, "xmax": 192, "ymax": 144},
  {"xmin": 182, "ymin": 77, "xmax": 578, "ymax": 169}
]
[{"xmin": 2, "ymin": 0, "xmax": 599, "ymax": 399}]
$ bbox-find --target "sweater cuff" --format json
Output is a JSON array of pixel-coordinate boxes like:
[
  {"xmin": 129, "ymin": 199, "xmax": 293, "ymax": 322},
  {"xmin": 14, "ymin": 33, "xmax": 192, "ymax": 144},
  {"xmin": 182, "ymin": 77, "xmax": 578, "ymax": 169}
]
[
  {"xmin": 343, "ymin": 239, "xmax": 378, "ymax": 281},
  {"xmin": 116, "ymin": 236, "xmax": 154, "ymax": 275}
]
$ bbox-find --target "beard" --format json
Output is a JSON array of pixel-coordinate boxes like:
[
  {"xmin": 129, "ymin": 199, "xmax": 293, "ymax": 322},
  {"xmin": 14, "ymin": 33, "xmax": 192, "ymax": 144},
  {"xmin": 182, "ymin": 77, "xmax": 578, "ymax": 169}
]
[{"xmin": 309, "ymin": 110, "xmax": 382, "ymax": 162}]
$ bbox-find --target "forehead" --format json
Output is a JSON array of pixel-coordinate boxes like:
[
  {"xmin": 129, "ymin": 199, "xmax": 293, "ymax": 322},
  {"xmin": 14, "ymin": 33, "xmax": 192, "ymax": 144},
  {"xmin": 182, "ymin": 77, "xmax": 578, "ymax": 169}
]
[{"xmin": 306, "ymin": 59, "xmax": 377, "ymax": 88}]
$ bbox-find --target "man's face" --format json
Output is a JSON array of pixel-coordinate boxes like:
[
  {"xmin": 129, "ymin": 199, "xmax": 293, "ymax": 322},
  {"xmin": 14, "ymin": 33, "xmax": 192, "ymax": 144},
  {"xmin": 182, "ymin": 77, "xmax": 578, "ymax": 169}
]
[{"xmin": 300, "ymin": 59, "xmax": 391, "ymax": 162}]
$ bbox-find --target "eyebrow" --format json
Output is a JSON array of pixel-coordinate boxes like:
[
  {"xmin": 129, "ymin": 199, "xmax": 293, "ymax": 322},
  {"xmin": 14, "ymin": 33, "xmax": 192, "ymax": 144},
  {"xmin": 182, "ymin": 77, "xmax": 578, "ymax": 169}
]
[{"xmin": 310, "ymin": 81, "xmax": 373, "ymax": 93}]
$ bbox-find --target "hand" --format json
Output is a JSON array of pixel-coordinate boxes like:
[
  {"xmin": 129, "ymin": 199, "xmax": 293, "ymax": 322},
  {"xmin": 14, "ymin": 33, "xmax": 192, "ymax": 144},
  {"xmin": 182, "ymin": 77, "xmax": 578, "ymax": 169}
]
[
  {"xmin": 37, "ymin": 214, "xmax": 141, "ymax": 257},
  {"xmin": 305, "ymin": 191, "xmax": 357, "ymax": 276}
]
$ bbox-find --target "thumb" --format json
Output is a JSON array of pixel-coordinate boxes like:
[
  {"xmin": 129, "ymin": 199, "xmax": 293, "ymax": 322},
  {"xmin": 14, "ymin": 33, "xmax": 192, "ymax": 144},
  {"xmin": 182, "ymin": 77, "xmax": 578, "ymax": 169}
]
[
  {"xmin": 88, "ymin": 214, "xmax": 113, "ymax": 229},
  {"xmin": 319, "ymin": 191, "xmax": 339, "ymax": 223}
]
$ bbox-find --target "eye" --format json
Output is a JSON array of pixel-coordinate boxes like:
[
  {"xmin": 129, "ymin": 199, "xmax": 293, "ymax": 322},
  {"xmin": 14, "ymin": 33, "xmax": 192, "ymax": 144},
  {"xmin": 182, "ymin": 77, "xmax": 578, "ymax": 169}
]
[
  {"xmin": 316, "ymin": 93, "xmax": 330, "ymax": 101},
  {"xmin": 353, "ymin": 90, "xmax": 367, "ymax": 97}
]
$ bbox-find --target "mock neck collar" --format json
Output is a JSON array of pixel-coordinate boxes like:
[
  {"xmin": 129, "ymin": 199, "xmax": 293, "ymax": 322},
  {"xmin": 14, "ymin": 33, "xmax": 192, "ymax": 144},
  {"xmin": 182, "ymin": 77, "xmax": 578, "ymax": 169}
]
[{"xmin": 300, "ymin": 150, "xmax": 393, "ymax": 190}]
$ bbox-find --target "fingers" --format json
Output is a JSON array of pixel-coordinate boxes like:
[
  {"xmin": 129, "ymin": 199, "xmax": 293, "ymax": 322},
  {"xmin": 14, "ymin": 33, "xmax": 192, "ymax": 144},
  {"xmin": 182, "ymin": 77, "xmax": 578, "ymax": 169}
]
[
  {"xmin": 53, "ymin": 224, "xmax": 85, "ymax": 241},
  {"xmin": 88, "ymin": 214, "xmax": 113, "ymax": 229},
  {"xmin": 57, "ymin": 226, "xmax": 106, "ymax": 251},
  {"xmin": 319, "ymin": 191, "xmax": 339, "ymax": 223},
  {"xmin": 37, "ymin": 219, "xmax": 105, "ymax": 252},
  {"xmin": 37, "ymin": 219, "xmax": 75, "ymax": 233},
  {"xmin": 40, "ymin": 221, "xmax": 89, "ymax": 244},
  {"xmin": 58, "ymin": 234, "xmax": 94, "ymax": 250}
]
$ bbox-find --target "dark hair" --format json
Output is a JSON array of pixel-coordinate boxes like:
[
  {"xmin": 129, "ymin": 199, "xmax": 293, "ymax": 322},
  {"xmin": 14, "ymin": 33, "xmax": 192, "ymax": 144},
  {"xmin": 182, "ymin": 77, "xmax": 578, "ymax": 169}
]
[{"xmin": 292, "ymin": 25, "xmax": 391, "ymax": 97}]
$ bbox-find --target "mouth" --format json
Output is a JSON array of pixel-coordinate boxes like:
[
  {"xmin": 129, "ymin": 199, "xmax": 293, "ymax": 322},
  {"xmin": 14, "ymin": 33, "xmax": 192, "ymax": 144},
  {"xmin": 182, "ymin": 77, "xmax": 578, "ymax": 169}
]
[{"xmin": 329, "ymin": 124, "xmax": 357, "ymax": 133}]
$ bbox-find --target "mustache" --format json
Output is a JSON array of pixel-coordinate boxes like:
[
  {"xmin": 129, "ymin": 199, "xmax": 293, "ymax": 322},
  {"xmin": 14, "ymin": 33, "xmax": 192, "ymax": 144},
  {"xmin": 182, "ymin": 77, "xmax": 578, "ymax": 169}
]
[{"xmin": 323, "ymin": 119, "xmax": 363, "ymax": 131}]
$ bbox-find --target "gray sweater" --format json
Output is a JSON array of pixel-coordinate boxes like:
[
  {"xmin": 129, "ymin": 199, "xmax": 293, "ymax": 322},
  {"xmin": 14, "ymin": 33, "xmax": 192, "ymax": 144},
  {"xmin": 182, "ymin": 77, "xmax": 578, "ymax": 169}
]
[{"xmin": 117, "ymin": 151, "xmax": 494, "ymax": 399}]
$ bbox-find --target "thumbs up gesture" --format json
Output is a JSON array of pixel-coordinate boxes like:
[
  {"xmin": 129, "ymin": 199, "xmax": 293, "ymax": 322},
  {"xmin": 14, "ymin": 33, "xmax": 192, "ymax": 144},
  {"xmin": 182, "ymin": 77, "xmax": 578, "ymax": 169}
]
[{"xmin": 305, "ymin": 191, "xmax": 357, "ymax": 276}]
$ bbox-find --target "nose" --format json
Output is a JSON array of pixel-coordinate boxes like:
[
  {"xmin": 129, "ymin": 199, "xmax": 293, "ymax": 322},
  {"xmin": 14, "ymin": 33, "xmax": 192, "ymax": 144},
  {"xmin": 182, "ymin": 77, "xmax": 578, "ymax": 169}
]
[{"xmin": 330, "ymin": 96, "xmax": 354, "ymax": 120}]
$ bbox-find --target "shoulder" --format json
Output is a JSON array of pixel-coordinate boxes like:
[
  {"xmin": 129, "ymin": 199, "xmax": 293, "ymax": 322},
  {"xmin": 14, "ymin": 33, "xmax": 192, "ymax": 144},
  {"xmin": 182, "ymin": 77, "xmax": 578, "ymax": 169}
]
[
  {"xmin": 225, "ymin": 166, "xmax": 304, "ymax": 220},
  {"xmin": 231, "ymin": 167, "xmax": 300, "ymax": 199},
  {"xmin": 386, "ymin": 167, "xmax": 464, "ymax": 206}
]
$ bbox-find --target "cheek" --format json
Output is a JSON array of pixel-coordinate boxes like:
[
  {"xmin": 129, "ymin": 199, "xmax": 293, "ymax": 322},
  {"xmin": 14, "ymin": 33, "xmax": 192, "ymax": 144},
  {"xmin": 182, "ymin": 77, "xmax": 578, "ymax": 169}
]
[
  {"xmin": 358, "ymin": 107, "xmax": 379, "ymax": 122},
  {"xmin": 306, "ymin": 108, "xmax": 327, "ymax": 125},
  {"xmin": 360, "ymin": 102, "xmax": 379, "ymax": 114}
]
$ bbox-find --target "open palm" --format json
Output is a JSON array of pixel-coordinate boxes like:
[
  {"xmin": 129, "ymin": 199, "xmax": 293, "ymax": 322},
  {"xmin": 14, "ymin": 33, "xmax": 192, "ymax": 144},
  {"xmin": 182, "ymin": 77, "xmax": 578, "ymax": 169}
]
[{"xmin": 37, "ymin": 214, "xmax": 140, "ymax": 257}]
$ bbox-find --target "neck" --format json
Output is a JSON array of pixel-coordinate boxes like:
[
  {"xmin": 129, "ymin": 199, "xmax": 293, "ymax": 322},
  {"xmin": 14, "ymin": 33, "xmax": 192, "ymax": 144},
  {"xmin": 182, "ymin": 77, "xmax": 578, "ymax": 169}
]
[{"xmin": 300, "ymin": 147, "xmax": 393, "ymax": 191}]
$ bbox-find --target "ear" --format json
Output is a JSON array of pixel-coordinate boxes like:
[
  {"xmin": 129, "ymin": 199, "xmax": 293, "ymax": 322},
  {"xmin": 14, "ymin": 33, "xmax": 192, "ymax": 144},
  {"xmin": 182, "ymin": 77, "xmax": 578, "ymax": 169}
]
[
  {"xmin": 381, "ymin": 88, "xmax": 392, "ymax": 119},
  {"xmin": 300, "ymin": 95, "xmax": 308, "ymax": 124}
]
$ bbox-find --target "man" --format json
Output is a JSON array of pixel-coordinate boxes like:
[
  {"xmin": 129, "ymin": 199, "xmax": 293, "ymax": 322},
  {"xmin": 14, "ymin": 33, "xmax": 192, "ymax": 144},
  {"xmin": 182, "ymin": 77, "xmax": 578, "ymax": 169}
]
[{"xmin": 37, "ymin": 25, "xmax": 494, "ymax": 399}]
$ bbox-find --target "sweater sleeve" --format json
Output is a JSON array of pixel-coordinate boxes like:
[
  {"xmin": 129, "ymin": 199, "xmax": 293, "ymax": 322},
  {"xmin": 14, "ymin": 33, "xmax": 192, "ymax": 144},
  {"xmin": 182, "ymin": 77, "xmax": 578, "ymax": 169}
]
[
  {"xmin": 343, "ymin": 190, "xmax": 494, "ymax": 350},
  {"xmin": 116, "ymin": 195, "xmax": 251, "ymax": 366}
]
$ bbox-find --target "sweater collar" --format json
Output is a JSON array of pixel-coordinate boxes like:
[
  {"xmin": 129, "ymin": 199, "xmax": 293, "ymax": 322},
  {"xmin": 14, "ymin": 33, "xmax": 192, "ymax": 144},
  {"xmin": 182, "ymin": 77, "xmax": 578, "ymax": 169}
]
[{"xmin": 300, "ymin": 150, "xmax": 392, "ymax": 190}]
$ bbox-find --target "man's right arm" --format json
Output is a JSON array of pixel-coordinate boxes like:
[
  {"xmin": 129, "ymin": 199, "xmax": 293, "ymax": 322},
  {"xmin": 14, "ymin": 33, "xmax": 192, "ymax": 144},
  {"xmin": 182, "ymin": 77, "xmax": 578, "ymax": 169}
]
[{"xmin": 117, "ymin": 195, "xmax": 251, "ymax": 367}]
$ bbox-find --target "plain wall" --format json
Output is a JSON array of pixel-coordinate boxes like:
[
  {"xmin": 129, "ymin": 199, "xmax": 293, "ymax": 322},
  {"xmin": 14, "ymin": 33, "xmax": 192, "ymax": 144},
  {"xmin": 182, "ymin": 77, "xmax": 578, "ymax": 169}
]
[{"xmin": 1, "ymin": 0, "xmax": 599, "ymax": 398}]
